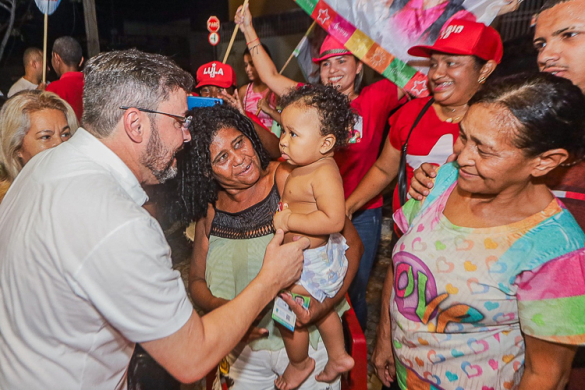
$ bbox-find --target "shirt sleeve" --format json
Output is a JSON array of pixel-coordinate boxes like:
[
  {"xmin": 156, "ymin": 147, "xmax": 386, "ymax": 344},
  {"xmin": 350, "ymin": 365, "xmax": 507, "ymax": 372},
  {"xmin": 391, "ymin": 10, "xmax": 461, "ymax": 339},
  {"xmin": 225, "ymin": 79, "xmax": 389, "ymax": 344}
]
[
  {"xmin": 393, "ymin": 199, "xmax": 422, "ymax": 234},
  {"xmin": 516, "ymin": 248, "xmax": 585, "ymax": 345},
  {"xmin": 69, "ymin": 217, "xmax": 193, "ymax": 343},
  {"xmin": 388, "ymin": 101, "xmax": 411, "ymax": 151}
]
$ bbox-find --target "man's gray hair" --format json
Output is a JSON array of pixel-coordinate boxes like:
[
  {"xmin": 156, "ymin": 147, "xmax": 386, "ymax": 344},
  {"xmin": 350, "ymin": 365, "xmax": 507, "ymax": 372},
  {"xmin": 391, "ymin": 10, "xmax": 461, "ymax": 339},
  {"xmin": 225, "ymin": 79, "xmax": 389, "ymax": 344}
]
[
  {"xmin": 82, "ymin": 49, "xmax": 194, "ymax": 138},
  {"xmin": 52, "ymin": 37, "xmax": 83, "ymax": 67}
]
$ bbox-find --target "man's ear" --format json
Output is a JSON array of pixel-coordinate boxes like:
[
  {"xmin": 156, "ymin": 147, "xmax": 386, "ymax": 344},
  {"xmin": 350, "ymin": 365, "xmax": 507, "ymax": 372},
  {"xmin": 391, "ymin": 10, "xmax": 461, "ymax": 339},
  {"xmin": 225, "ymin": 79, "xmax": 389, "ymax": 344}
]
[
  {"xmin": 122, "ymin": 108, "xmax": 145, "ymax": 144},
  {"xmin": 78, "ymin": 56, "xmax": 84, "ymax": 68},
  {"xmin": 532, "ymin": 148, "xmax": 569, "ymax": 177},
  {"xmin": 320, "ymin": 134, "xmax": 336, "ymax": 155}
]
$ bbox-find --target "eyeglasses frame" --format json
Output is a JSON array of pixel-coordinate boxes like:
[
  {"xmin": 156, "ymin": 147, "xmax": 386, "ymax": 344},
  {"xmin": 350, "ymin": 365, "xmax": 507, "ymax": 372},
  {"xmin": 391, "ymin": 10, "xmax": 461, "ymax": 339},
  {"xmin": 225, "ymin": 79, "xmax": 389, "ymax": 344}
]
[{"xmin": 119, "ymin": 106, "xmax": 192, "ymax": 135}]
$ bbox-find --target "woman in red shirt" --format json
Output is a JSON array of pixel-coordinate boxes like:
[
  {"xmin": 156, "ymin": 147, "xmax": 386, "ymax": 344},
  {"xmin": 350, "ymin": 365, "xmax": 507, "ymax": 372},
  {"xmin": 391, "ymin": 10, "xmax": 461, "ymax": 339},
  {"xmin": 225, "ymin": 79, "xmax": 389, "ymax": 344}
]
[{"xmin": 346, "ymin": 19, "xmax": 501, "ymax": 223}]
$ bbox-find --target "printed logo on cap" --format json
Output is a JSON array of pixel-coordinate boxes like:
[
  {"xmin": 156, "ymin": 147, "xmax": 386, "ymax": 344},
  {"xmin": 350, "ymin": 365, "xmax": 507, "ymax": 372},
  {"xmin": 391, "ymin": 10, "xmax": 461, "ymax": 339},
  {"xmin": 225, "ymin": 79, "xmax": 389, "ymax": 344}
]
[
  {"xmin": 440, "ymin": 25, "xmax": 464, "ymax": 40},
  {"xmin": 203, "ymin": 63, "xmax": 224, "ymax": 79}
]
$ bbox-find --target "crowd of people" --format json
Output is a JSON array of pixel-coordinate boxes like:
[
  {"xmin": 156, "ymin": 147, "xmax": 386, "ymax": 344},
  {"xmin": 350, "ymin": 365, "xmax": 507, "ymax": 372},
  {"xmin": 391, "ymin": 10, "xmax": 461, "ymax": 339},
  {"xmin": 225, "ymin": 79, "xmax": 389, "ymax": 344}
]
[{"xmin": 0, "ymin": 0, "xmax": 584, "ymax": 389}]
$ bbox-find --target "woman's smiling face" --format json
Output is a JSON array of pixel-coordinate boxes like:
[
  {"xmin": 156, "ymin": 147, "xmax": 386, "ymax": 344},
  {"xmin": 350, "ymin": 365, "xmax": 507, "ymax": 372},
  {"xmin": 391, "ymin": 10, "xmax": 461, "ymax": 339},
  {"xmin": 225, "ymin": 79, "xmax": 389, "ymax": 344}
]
[
  {"xmin": 209, "ymin": 126, "xmax": 262, "ymax": 190},
  {"xmin": 319, "ymin": 55, "xmax": 362, "ymax": 96},
  {"xmin": 456, "ymin": 103, "xmax": 538, "ymax": 196},
  {"xmin": 428, "ymin": 53, "xmax": 483, "ymax": 107}
]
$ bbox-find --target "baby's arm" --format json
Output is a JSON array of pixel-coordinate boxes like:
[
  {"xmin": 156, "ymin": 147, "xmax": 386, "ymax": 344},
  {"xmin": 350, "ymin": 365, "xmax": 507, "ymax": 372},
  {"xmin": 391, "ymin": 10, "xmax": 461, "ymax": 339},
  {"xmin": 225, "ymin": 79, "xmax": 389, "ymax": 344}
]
[{"xmin": 280, "ymin": 162, "xmax": 346, "ymax": 236}]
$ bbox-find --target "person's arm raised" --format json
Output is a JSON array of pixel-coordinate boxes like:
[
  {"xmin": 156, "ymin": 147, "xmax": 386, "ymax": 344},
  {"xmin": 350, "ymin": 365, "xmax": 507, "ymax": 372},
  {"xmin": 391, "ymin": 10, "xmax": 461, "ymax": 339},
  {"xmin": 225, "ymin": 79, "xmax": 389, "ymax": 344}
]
[
  {"xmin": 235, "ymin": 4, "xmax": 298, "ymax": 97},
  {"xmin": 141, "ymin": 230, "xmax": 309, "ymax": 383},
  {"xmin": 519, "ymin": 335, "xmax": 576, "ymax": 390},
  {"xmin": 188, "ymin": 206, "xmax": 228, "ymax": 313},
  {"xmin": 346, "ymin": 137, "xmax": 401, "ymax": 218}
]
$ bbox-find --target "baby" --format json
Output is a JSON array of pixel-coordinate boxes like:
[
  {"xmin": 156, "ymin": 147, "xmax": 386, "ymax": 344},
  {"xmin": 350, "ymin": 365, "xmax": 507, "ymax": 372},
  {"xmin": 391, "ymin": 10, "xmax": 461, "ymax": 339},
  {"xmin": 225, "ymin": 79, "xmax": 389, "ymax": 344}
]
[{"xmin": 273, "ymin": 84, "xmax": 357, "ymax": 390}]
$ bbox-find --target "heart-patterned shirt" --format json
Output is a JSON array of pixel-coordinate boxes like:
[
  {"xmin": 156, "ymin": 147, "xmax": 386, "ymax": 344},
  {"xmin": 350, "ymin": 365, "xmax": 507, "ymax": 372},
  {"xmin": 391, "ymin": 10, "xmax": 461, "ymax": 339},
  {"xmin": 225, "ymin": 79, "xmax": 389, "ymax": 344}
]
[{"xmin": 390, "ymin": 162, "xmax": 585, "ymax": 390}]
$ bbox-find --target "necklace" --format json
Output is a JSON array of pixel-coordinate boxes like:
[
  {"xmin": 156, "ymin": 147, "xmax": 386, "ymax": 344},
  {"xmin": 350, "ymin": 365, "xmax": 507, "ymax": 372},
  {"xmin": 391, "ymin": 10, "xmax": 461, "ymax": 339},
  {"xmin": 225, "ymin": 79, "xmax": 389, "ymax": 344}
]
[
  {"xmin": 445, "ymin": 116, "xmax": 463, "ymax": 123},
  {"xmin": 442, "ymin": 105, "xmax": 467, "ymax": 123}
]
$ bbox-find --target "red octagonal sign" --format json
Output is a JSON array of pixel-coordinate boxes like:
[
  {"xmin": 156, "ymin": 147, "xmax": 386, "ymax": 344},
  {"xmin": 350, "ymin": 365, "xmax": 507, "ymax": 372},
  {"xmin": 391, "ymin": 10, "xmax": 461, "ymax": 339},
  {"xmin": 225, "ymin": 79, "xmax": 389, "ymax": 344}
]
[{"xmin": 207, "ymin": 16, "xmax": 220, "ymax": 33}]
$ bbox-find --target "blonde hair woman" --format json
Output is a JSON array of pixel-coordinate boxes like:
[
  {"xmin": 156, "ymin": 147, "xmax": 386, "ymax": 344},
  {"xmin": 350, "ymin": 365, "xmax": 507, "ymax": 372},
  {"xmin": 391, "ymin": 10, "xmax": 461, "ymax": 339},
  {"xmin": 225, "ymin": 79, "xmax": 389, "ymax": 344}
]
[{"xmin": 0, "ymin": 90, "xmax": 78, "ymax": 181}]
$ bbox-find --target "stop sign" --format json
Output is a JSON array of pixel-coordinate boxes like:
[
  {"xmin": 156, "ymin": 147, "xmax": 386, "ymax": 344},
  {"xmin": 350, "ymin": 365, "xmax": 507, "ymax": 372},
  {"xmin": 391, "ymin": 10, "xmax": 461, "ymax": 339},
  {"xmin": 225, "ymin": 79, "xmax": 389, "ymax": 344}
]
[{"xmin": 207, "ymin": 16, "xmax": 220, "ymax": 33}]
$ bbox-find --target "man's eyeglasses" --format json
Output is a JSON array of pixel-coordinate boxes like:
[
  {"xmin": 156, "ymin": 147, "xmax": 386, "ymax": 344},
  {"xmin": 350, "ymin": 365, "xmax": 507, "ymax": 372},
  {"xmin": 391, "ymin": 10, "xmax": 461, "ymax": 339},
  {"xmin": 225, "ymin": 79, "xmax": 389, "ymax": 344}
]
[{"xmin": 119, "ymin": 106, "xmax": 192, "ymax": 136}]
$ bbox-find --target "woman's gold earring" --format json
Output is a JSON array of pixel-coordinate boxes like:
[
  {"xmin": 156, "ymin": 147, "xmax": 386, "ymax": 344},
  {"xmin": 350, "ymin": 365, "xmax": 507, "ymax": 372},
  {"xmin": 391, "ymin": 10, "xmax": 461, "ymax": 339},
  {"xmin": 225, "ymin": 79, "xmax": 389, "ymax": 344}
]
[{"xmin": 478, "ymin": 77, "xmax": 486, "ymax": 84}]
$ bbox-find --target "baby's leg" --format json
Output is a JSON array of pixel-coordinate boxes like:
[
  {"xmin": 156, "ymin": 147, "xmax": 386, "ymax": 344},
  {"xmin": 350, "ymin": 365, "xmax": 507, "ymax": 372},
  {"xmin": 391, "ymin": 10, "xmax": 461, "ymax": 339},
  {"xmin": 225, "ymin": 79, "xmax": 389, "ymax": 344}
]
[
  {"xmin": 275, "ymin": 286, "xmax": 315, "ymax": 390},
  {"xmin": 315, "ymin": 311, "xmax": 355, "ymax": 383}
]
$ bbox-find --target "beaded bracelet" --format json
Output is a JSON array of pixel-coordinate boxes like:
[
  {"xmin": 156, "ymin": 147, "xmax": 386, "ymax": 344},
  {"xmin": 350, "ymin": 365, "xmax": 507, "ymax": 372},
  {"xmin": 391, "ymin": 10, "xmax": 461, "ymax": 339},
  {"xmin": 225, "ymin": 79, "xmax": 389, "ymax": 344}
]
[{"xmin": 248, "ymin": 43, "xmax": 261, "ymax": 53}]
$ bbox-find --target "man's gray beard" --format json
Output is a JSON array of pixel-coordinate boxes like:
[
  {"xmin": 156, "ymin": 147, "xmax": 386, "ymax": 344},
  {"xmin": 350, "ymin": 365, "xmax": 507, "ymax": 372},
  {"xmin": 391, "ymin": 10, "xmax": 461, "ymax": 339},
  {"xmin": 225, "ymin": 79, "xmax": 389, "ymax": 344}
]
[{"xmin": 140, "ymin": 120, "xmax": 178, "ymax": 184}]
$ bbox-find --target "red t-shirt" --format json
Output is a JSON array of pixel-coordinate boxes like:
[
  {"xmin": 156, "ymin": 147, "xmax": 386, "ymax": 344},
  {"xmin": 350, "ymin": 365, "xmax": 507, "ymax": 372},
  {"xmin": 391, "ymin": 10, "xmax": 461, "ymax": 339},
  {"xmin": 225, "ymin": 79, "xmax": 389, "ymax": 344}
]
[
  {"xmin": 547, "ymin": 162, "xmax": 585, "ymax": 231},
  {"xmin": 335, "ymin": 78, "xmax": 403, "ymax": 210},
  {"xmin": 388, "ymin": 96, "xmax": 459, "ymax": 212},
  {"xmin": 46, "ymin": 72, "xmax": 84, "ymax": 122}
]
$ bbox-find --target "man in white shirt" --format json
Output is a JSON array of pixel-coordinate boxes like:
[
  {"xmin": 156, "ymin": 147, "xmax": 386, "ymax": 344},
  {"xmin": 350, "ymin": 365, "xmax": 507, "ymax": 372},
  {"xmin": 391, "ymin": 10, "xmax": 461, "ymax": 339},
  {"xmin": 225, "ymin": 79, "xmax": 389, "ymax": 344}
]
[
  {"xmin": 7, "ymin": 47, "xmax": 44, "ymax": 97},
  {"xmin": 0, "ymin": 49, "xmax": 308, "ymax": 389}
]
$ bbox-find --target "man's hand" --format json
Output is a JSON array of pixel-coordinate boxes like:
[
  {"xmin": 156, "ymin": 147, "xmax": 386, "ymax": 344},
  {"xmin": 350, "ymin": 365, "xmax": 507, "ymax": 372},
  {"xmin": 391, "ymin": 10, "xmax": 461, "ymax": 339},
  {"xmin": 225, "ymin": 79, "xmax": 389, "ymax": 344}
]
[
  {"xmin": 260, "ymin": 229, "xmax": 308, "ymax": 291},
  {"xmin": 36, "ymin": 82, "xmax": 47, "ymax": 91},
  {"xmin": 371, "ymin": 333, "xmax": 396, "ymax": 387}
]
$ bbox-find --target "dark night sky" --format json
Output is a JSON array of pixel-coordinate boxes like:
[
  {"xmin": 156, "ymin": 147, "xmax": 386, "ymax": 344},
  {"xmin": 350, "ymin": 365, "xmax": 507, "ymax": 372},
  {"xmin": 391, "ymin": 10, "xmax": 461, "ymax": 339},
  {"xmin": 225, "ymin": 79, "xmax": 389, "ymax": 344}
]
[
  {"xmin": 14, "ymin": 0, "xmax": 229, "ymax": 49},
  {"xmin": 0, "ymin": 0, "xmax": 230, "ymax": 89}
]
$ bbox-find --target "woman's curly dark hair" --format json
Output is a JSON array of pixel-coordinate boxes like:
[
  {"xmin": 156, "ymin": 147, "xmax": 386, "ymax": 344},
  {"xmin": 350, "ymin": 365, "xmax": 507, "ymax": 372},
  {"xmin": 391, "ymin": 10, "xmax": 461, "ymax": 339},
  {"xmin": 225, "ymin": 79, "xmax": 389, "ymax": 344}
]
[
  {"xmin": 166, "ymin": 104, "xmax": 270, "ymax": 224},
  {"xmin": 280, "ymin": 84, "xmax": 358, "ymax": 150}
]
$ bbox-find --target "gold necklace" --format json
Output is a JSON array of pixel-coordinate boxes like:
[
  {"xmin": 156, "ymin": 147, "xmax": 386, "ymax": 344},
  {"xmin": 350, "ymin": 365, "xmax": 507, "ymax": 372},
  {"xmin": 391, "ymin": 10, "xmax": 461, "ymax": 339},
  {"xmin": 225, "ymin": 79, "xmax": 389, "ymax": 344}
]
[
  {"xmin": 445, "ymin": 116, "xmax": 463, "ymax": 123},
  {"xmin": 442, "ymin": 105, "xmax": 467, "ymax": 123}
]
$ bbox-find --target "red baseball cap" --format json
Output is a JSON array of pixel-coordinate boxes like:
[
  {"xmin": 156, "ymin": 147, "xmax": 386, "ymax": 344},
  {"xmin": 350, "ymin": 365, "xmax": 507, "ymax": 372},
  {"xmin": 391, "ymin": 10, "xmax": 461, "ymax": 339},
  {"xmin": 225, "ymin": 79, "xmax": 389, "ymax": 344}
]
[
  {"xmin": 313, "ymin": 35, "xmax": 352, "ymax": 63},
  {"xmin": 196, "ymin": 61, "xmax": 237, "ymax": 89},
  {"xmin": 408, "ymin": 20, "xmax": 503, "ymax": 64}
]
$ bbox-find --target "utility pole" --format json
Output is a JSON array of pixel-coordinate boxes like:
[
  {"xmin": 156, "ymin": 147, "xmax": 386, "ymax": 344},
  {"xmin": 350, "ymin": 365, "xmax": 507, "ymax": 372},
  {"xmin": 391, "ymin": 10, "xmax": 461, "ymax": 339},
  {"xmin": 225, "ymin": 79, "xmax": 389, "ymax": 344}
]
[{"xmin": 82, "ymin": 0, "xmax": 100, "ymax": 58}]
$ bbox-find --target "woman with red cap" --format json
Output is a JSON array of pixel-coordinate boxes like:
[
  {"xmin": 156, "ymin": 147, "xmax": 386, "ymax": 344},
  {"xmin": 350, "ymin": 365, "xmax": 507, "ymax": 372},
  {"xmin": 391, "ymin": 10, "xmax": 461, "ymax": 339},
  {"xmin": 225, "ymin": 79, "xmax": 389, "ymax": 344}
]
[
  {"xmin": 346, "ymin": 19, "xmax": 501, "ymax": 224},
  {"xmin": 236, "ymin": 4, "xmax": 406, "ymax": 337}
]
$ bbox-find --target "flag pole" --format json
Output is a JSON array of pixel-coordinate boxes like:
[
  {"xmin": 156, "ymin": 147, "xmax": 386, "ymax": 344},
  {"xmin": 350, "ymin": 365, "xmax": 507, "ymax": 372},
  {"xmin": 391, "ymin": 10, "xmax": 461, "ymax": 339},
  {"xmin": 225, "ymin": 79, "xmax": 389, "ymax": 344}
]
[
  {"xmin": 222, "ymin": 0, "xmax": 249, "ymax": 64},
  {"xmin": 279, "ymin": 20, "xmax": 316, "ymax": 74},
  {"xmin": 42, "ymin": 0, "xmax": 48, "ymax": 84}
]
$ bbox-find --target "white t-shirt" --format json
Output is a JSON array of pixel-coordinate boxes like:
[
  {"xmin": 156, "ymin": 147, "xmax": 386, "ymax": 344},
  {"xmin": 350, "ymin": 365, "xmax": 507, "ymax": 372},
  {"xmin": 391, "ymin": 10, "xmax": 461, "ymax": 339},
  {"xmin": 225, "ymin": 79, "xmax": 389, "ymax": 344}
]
[
  {"xmin": 0, "ymin": 128, "xmax": 193, "ymax": 390},
  {"xmin": 7, "ymin": 77, "xmax": 37, "ymax": 97}
]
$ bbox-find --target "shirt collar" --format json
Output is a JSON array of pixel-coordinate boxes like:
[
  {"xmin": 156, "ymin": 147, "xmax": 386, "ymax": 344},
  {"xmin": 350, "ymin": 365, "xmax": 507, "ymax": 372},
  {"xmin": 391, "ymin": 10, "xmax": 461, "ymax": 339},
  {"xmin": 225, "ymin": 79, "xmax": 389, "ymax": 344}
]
[{"xmin": 68, "ymin": 128, "xmax": 148, "ymax": 205}]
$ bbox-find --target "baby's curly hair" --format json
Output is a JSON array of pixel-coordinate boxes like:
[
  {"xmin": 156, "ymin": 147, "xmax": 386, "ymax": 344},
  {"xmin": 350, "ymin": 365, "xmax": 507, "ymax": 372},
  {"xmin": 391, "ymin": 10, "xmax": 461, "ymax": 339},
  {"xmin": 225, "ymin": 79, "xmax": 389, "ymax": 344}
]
[
  {"xmin": 163, "ymin": 104, "xmax": 270, "ymax": 224},
  {"xmin": 280, "ymin": 84, "xmax": 357, "ymax": 150}
]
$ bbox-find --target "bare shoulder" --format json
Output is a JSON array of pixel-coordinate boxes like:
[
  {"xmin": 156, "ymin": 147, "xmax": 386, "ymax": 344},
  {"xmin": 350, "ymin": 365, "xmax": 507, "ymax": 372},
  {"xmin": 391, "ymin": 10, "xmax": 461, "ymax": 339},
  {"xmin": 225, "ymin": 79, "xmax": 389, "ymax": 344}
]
[{"xmin": 313, "ymin": 157, "xmax": 342, "ymax": 178}]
